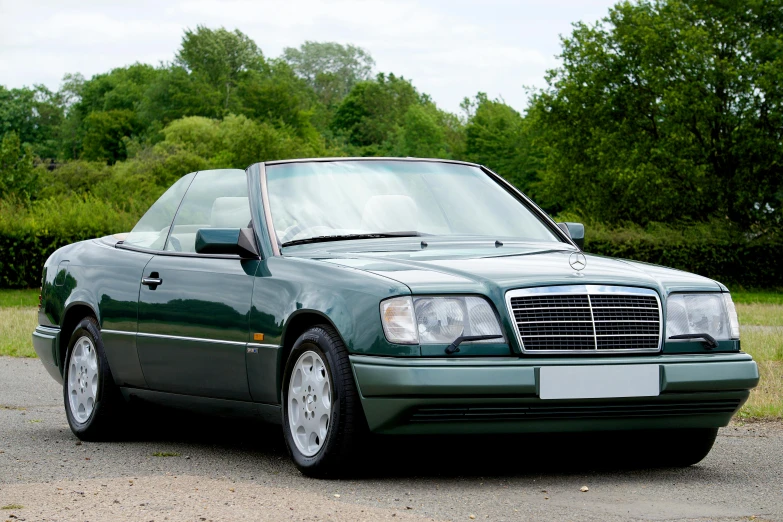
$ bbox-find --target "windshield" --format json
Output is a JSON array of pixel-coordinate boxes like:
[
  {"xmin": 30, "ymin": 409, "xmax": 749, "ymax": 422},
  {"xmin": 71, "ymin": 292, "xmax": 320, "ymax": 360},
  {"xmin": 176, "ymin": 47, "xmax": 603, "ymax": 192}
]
[{"xmin": 265, "ymin": 160, "xmax": 560, "ymax": 245}]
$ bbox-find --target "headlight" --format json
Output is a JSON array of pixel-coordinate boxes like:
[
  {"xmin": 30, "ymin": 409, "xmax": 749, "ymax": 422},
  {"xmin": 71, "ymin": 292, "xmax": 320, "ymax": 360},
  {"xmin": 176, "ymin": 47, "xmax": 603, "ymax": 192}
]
[
  {"xmin": 722, "ymin": 293, "xmax": 741, "ymax": 339},
  {"xmin": 666, "ymin": 293, "xmax": 739, "ymax": 341},
  {"xmin": 380, "ymin": 296, "xmax": 503, "ymax": 345}
]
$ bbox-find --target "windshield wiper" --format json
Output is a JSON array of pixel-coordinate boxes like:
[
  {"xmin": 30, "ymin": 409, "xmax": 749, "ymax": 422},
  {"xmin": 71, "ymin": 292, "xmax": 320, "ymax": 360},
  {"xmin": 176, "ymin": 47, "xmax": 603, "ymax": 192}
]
[
  {"xmin": 445, "ymin": 335, "xmax": 503, "ymax": 355},
  {"xmin": 281, "ymin": 231, "xmax": 427, "ymax": 247},
  {"xmin": 668, "ymin": 333, "xmax": 718, "ymax": 349}
]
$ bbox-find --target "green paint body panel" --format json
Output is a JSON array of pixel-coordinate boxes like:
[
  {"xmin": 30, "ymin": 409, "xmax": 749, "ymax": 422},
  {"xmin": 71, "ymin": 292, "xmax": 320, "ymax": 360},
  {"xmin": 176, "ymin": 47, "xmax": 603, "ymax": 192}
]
[
  {"xmin": 137, "ymin": 255, "xmax": 259, "ymax": 401},
  {"xmin": 350, "ymin": 353, "xmax": 758, "ymax": 434},
  {"xmin": 32, "ymin": 163, "xmax": 760, "ymax": 438},
  {"xmin": 32, "ymin": 326, "xmax": 61, "ymax": 384},
  {"xmin": 357, "ymin": 392, "xmax": 751, "ymax": 435}
]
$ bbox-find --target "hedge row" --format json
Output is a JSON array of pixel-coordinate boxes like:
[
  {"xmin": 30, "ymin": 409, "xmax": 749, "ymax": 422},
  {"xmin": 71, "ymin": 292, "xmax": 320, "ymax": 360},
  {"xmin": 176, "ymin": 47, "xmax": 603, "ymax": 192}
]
[
  {"xmin": 0, "ymin": 234, "xmax": 81, "ymax": 289},
  {"xmin": 1, "ymin": 229, "xmax": 781, "ymax": 289},
  {"xmin": 585, "ymin": 235, "xmax": 783, "ymax": 290}
]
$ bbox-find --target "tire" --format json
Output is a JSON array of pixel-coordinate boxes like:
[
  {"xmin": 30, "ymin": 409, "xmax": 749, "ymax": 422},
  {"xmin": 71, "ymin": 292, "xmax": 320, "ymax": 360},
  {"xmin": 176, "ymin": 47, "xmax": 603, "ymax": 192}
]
[
  {"xmin": 63, "ymin": 317, "xmax": 125, "ymax": 441},
  {"xmin": 281, "ymin": 325, "xmax": 366, "ymax": 477}
]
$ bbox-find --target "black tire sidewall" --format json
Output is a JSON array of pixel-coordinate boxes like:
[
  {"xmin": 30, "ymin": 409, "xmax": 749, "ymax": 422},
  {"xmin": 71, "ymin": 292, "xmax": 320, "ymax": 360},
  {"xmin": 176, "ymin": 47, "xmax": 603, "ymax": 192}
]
[
  {"xmin": 62, "ymin": 317, "xmax": 114, "ymax": 437},
  {"xmin": 281, "ymin": 328, "xmax": 347, "ymax": 472}
]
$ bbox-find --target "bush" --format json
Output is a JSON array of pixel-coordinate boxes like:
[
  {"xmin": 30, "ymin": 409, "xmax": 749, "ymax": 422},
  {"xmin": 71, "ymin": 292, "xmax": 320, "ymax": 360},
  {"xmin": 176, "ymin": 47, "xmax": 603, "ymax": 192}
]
[
  {"xmin": 1, "ymin": 201, "xmax": 780, "ymax": 289},
  {"xmin": 0, "ymin": 197, "xmax": 138, "ymax": 288},
  {"xmin": 583, "ymin": 221, "xmax": 783, "ymax": 289}
]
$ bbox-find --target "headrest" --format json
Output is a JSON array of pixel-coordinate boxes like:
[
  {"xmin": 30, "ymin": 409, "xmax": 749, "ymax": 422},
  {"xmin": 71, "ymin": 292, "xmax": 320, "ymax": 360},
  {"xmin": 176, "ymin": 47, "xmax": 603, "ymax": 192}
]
[
  {"xmin": 210, "ymin": 197, "xmax": 251, "ymax": 229},
  {"xmin": 360, "ymin": 195, "xmax": 419, "ymax": 232}
]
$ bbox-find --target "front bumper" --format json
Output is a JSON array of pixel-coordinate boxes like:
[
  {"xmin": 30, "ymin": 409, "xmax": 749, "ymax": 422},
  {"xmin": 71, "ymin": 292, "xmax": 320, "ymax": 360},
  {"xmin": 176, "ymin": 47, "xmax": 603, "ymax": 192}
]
[
  {"xmin": 350, "ymin": 353, "xmax": 759, "ymax": 434},
  {"xmin": 32, "ymin": 325, "xmax": 62, "ymax": 384}
]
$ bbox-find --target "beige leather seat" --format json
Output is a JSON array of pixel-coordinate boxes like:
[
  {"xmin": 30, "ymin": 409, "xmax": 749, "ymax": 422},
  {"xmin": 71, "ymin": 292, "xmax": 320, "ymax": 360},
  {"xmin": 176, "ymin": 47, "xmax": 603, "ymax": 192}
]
[{"xmin": 210, "ymin": 197, "xmax": 251, "ymax": 228}]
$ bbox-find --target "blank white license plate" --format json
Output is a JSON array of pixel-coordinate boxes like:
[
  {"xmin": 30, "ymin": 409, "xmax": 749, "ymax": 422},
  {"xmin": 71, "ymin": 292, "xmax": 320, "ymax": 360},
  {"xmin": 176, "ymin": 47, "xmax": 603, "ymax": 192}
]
[{"xmin": 539, "ymin": 365, "xmax": 660, "ymax": 400}]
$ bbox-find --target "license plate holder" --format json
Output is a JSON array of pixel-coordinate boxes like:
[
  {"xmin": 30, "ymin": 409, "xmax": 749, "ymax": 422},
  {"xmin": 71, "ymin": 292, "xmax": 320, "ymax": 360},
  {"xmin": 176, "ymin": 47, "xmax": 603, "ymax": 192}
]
[{"xmin": 539, "ymin": 365, "xmax": 660, "ymax": 400}]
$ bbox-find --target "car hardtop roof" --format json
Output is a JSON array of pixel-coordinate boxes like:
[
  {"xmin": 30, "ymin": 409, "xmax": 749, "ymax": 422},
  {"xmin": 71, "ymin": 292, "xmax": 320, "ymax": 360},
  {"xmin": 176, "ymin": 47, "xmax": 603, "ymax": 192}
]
[{"xmin": 260, "ymin": 157, "xmax": 483, "ymax": 168}]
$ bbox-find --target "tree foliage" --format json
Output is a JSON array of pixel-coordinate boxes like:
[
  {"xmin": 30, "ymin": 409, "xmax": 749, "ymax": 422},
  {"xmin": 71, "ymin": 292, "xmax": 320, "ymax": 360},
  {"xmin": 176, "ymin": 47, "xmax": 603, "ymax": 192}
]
[
  {"xmin": 1, "ymin": 5, "xmax": 782, "ymax": 237},
  {"xmin": 0, "ymin": 132, "xmax": 37, "ymax": 201},
  {"xmin": 463, "ymin": 93, "xmax": 542, "ymax": 195},
  {"xmin": 533, "ymin": 0, "xmax": 783, "ymax": 227},
  {"xmin": 283, "ymin": 41, "xmax": 375, "ymax": 106},
  {"xmin": 332, "ymin": 73, "xmax": 422, "ymax": 152},
  {"xmin": 176, "ymin": 26, "xmax": 265, "ymax": 107}
]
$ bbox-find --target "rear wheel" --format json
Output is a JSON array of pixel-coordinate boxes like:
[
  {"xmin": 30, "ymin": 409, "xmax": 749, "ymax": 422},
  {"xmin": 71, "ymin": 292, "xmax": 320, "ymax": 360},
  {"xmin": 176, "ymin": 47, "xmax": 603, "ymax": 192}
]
[
  {"xmin": 63, "ymin": 317, "xmax": 125, "ymax": 441},
  {"xmin": 281, "ymin": 325, "xmax": 366, "ymax": 477}
]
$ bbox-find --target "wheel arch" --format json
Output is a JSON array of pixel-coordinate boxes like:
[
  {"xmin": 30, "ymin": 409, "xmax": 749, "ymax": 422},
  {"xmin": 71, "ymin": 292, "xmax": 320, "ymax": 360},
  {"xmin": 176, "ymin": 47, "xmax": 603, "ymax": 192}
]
[
  {"xmin": 277, "ymin": 309, "xmax": 348, "ymax": 402},
  {"xmin": 58, "ymin": 302, "xmax": 99, "ymax": 374}
]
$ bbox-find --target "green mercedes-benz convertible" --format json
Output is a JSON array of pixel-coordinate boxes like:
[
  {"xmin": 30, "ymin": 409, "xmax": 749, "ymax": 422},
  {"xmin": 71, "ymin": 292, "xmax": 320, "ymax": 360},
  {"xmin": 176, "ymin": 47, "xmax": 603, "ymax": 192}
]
[{"xmin": 33, "ymin": 158, "xmax": 758, "ymax": 476}]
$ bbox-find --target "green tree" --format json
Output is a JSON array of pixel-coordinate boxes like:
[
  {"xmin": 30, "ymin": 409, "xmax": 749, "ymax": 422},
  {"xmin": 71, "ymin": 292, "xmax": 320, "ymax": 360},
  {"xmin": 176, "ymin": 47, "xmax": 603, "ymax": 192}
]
[
  {"xmin": 0, "ymin": 132, "xmax": 37, "ymax": 201},
  {"xmin": 463, "ymin": 93, "xmax": 543, "ymax": 195},
  {"xmin": 396, "ymin": 104, "xmax": 448, "ymax": 158},
  {"xmin": 75, "ymin": 64, "xmax": 159, "ymax": 115},
  {"xmin": 332, "ymin": 73, "xmax": 421, "ymax": 153},
  {"xmin": 175, "ymin": 26, "xmax": 265, "ymax": 111},
  {"xmin": 161, "ymin": 114, "xmax": 322, "ymax": 168},
  {"xmin": 236, "ymin": 63, "xmax": 319, "ymax": 140},
  {"xmin": 0, "ymin": 85, "xmax": 63, "ymax": 159},
  {"xmin": 283, "ymin": 41, "xmax": 375, "ymax": 106},
  {"xmin": 140, "ymin": 65, "xmax": 222, "ymax": 122},
  {"xmin": 80, "ymin": 110, "xmax": 138, "ymax": 163},
  {"xmin": 60, "ymin": 65, "xmax": 161, "ymax": 160},
  {"xmin": 532, "ymin": 0, "xmax": 783, "ymax": 227}
]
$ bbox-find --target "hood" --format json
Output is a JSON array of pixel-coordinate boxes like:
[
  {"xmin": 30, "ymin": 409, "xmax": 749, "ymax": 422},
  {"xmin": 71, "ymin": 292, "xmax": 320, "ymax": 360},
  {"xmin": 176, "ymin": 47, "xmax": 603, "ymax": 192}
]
[{"xmin": 286, "ymin": 239, "xmax": 723, "ymax": 297}]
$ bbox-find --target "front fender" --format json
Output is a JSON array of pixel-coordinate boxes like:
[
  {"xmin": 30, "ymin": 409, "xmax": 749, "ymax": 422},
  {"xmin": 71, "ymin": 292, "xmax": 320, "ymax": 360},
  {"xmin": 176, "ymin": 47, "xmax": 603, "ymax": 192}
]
[
  {"xmin": 246, "ymin": 256, "xmax": 413, "ymax": 404},
  {"xmin": 251, "ymin": 256, "xmax": 413, "ymax": 356}
]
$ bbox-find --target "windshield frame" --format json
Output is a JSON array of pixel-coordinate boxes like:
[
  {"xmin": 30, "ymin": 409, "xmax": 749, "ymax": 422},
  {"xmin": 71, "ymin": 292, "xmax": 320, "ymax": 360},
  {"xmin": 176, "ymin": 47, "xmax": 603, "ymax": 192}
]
[{"xmin": 259, "ymin": 158, "xmax": 574, "ymax": 256}]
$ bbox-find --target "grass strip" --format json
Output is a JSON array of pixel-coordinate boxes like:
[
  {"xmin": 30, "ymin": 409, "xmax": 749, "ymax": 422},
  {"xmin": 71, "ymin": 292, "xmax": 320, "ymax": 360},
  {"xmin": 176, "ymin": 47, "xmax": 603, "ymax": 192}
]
[
  {"xmin": 0, "ymin": 307, "xmax": 37, "ymax": 357},
  {"xmin": 0, "ymin": 289, "xmax": 38, "ymax": 308}
]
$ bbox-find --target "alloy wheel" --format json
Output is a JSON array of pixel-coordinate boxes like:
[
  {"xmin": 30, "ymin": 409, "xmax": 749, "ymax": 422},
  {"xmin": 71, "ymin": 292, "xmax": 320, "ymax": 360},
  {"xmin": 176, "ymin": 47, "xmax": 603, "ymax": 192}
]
[
  {"xmin": 287, "ymin": 350, "xmax": 332, "ymax": 457},
  {"xmin": 67, "ymin": 336, "xmax": 99, "ymax": 423}
]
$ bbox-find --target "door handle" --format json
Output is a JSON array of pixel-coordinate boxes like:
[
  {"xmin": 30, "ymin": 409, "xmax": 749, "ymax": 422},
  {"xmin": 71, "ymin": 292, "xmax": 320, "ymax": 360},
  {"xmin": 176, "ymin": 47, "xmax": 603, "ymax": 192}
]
[{"xmin": 141, "ymin": 272, "xmax": 162, "ymax": 288}]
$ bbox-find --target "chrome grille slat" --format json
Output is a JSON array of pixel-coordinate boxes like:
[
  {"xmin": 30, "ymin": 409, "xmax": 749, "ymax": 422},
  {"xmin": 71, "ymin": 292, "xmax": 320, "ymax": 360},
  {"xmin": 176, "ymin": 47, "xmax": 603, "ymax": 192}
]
[
  {"xmin": 506, "ymin": 285, "xmax": 663, "ymax": 354},
  {"xmin": 516, "ymin": 333, "xmax": 660, "ymax": 337}
]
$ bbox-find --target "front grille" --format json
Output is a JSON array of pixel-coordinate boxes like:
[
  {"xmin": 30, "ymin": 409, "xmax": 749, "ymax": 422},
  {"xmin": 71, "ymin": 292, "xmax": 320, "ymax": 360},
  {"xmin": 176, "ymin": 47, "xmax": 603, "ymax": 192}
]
[
  {"xmin": 409, "ymin": 399, "xmax": 741, "ymax": 423},
  {"xmin": 507, "ymin": 286, "xmax": 662, "ymax": 353}
]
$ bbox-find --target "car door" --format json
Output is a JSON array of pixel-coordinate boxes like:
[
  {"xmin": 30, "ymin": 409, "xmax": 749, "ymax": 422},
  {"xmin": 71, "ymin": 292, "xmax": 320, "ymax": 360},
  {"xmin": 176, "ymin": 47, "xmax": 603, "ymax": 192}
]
[{"xmin": 136, "ymin": 169, "xmax": 260, "ymax": 401}]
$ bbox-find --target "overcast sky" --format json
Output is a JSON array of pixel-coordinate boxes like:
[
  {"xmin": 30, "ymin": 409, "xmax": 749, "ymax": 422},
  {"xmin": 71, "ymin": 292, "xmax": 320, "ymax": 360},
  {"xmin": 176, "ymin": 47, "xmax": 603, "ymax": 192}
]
[{"xmin": 0, "ymin": 0, "xmax": 616, "ymax": 113}]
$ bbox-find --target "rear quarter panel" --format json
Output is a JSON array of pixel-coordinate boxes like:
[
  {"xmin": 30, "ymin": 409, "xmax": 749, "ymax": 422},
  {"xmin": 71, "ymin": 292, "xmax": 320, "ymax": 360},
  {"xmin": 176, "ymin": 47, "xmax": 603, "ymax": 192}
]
[{"xmin": 40, "ymin": 238, "xmax": 152, "ymax": 385}]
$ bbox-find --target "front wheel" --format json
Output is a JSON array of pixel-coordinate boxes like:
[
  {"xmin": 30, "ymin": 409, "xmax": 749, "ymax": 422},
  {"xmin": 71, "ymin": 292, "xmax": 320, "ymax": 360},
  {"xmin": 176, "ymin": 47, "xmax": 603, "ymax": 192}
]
[
  {"xmin": 281, "ymin": 325, "xmax": 366, "ymax": 477},
  {"xmin": 63, "ymin": 317, "xmax": 125, "ymax": 440}
]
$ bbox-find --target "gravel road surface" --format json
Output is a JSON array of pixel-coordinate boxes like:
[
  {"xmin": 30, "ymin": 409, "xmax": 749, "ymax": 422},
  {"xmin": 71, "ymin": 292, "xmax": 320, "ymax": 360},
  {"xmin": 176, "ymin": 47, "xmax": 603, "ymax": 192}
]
[{"xmin": 0, "ymin": 356, "xmax": 781, "ymax": 521}]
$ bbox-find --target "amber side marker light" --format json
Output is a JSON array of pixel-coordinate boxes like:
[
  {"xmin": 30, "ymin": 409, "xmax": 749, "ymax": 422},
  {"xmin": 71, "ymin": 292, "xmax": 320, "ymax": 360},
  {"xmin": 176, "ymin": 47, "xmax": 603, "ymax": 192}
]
[
  {"xmin": 253, "ymin": 333, "xmax": 265, "ymax": 341},
  {"xmin": 38, "ymin": 287, "xmax": 42, "ymax": 310}
]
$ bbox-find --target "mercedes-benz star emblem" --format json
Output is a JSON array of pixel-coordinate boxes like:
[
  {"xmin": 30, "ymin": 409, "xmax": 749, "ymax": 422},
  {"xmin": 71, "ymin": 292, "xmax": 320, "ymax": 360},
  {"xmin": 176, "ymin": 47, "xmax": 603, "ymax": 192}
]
[{"xmin": 569, "ymin": 252, "xmax": 587, "ymax": 271}]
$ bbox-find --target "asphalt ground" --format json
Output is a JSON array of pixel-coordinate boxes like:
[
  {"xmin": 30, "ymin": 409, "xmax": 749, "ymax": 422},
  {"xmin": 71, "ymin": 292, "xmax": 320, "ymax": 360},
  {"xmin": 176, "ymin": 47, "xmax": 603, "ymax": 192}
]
[{"xmin": 0, "ymin": 356, "xmax": 781, "ymax": 521}]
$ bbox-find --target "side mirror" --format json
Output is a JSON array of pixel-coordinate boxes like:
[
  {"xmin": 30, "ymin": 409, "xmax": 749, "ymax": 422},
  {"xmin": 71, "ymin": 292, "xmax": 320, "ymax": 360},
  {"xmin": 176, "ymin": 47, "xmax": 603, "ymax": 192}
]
[
  {"xmin": 557, "ymin": 222, "xmax": 585, "ymax": 250},
  {"xmin": 195, "ymin": 228, "xmax": 260, "ymax": 258}
]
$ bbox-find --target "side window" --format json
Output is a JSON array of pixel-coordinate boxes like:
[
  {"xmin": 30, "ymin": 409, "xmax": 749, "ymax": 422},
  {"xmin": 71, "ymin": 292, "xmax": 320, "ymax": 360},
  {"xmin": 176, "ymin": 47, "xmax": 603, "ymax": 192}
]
[
  {"xmin": 123, "ymin": 173, "xmax": 195, "ymax": 250},
  {"xmin": 165, "ymin": 169, "xmax": 250, "ymax": 253}
]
